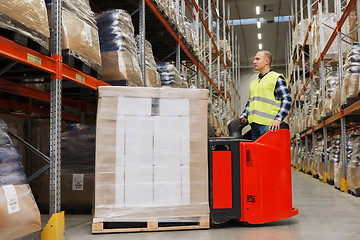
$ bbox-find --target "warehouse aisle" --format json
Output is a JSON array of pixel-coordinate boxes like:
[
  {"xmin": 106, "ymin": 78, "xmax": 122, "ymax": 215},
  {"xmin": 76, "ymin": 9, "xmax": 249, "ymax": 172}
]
[{"xmin": 46, "ymin": 169, "xmax": 360, "ymax": 240}]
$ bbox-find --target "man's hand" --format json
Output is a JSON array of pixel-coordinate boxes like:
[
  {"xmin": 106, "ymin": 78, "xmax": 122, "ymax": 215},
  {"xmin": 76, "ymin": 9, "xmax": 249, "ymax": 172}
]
[{"xmin": 269, "ymin": 120, "xmax": 281, "ymax": 132}]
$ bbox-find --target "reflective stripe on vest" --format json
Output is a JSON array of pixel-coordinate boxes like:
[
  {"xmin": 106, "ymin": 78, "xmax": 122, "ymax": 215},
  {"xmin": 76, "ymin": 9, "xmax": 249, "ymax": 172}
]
[
  {"xmin": 249, "ymin": 96, "xmax": 281, "ymax": 108},
  {"xmin": 248, "ymin": 71, "xmax": 287, "ymax": 125}
]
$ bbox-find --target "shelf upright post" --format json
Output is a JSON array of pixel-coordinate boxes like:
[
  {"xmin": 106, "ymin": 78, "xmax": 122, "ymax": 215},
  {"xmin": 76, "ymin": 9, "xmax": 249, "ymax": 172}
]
[
  {"xmin": 203, "ymin": 0, "xmax": 207, "ymax": 89},
  {"xmin": 208, "ymin": 0, "xmax": 213, "ymax": 113},
  {"xmin": 175, "ymin": 0, "xmax": 181, "ymax": 72},
  {"xmin": 238, "ymin": 42, "xmax": 240, "ymax": 116},
  {"xmin": 139, "ymin": 0, "xmax": 146, "ymax": 86},
  {"xmin": 195, "ymin": 0, "xmax": 200, "ymax": 89},
  {"xmin": 232, "ymin": 24, "xmax": 236, "ymax": 116},
  {"xmin": 216, "ymin": 0, "xmax": 221, "ymax": 125},
  {"xmin": 336, "ymin": 0, "xmax": 348, "ymax": 190},
  {"xmin": 50, "ymin": 0, "xmax": 62, "ymax": 215},
  {"xmin": 357, "ymin": 0, "xmax": 360, "ymax": 39},
  {"xmin": 235, "ymin": 35, "xmax": 238, "ymax": 117},
  {"xmin": 223, "ymin": 0, "xmax": 227, "ymax": 127},
  {"xmin": 295, "ymin": 0, "xmax": 301, "ymax": 167},
  {"xmin": 300, "ymin": 0, "xmax": 309, "ymax": 172},
  {"xmin": 308, "ymin": 0, "xmax": 316, "ymax": 174},
  {"xmin": 319, "ymin": 0, "xmax": 328, "ymax": 179}
]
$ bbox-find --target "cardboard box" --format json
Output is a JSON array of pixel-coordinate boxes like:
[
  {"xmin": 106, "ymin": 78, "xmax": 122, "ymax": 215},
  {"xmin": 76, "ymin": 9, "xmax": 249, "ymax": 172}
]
[
  {"xmin": 62, "ymin": 9, "xmax": 101, "ymax": 70},
  {"xmin": 348, "ymin": 166, "xmax": 360, "ymax": 191},
  {"xmin": 0, "ymin": 184, "xmax": 41, "ymax": 239},
  {"xmin": 0, "ymin": 0, "xmax": 50, "ymax": 49},
  {"xmin": 38, "ymin": 172, "xmax": 94, "ymax": 212},
  {"xmin": 94, "ymin": 87, "xmax": 209, "ymax": 222},
  {"xmin": 101, "ymin": 51, "xmax": 143, "ymax": 86}
]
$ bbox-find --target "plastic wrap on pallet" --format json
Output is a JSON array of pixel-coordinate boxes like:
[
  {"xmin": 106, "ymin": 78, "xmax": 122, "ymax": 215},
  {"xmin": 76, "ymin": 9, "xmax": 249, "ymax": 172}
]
[
  {"xmin": 61, "ymin": 9, "xmax": 102, "ymax": 73},
  {"xmin": 349, "ymin": 11, "xmax": 358, "ymax": 43},
  {"xmin": 335, "ymin": 135, "xmax": 355, "ymax": 188},
  {"xmin": 341, "ymin": 43, "xmax": 360, "ymax": 107},
  {"xmin": 347, "ymin": 135, "xmax": 360, "ymax": 193},
  {"xmin": 93, "ymin": 86, "xmax": 209, "ymax": 224},
  {"xmin": 292, "ymin": 19, "xmax": 309, "ymax": 51},
  {"xmin": 96, "ymin": 9, "xmax": 143, "ymax": 86},
  {"xmin": 327, "ymin": 136, "xmax": 340, "ymax": 183},
  {"xmin": 0, "ymin": 184, "xmax": 41, "ymax": 239},
  {"xmin": 157, "ymin": 62, "xmax": 186, "ymax": 88},
  {"xmin": 324, "ymin": 72, "xmax": 338, "ymax": 117},
  {"xmin": 311, "ymin": 13, "xmax": 350, "ymax": 64},
  {"xmin": 0, "ymin": 119, "xmax": 41, "ymax": 238},
  {"xmin": 0, "ymin": 0, "xmax": 50, "ymax": 49},
  {"xmin": 62, "ymin": 0, "xmax": 97, "ymax": 27},
  {"xmin": 135, "ymin": 36, "xmax": 161, "ymax": 87}
]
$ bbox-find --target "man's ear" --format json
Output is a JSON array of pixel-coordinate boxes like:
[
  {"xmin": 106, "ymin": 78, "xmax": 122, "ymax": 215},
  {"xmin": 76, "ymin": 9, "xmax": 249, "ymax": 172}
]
[{"xmin": 265, "ymin": 58, "xmax": 270, "ymax": 65}]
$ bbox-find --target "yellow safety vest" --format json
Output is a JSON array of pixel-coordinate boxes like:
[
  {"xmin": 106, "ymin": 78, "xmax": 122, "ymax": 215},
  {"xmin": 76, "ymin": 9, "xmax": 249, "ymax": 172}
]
[{"xmin": 248, "ymin": 71, "xmax": 287, "ymax": 125}]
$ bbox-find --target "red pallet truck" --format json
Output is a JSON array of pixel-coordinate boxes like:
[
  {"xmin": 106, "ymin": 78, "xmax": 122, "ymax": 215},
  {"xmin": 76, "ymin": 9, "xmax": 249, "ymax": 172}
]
[{"xmin": 209, "ymin": 119, "xmax": 299, "ymax": 224}]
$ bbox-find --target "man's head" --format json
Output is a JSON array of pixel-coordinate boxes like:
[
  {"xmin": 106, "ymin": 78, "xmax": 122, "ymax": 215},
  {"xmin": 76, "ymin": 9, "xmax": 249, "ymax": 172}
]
[{"xmin": 253, "ymin": 50, "xmax": 272, "ymax": 74}]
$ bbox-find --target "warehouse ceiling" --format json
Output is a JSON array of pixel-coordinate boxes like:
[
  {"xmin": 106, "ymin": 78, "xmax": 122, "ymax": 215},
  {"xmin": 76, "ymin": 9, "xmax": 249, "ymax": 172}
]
[{"xmin": 226, "ymin": 0, "xmax": 292, "ymax": 67}]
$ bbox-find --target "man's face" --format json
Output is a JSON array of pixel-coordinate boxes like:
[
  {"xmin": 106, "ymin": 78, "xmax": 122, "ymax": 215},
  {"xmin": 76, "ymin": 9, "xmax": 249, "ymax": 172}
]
[{"xmin": 253, "ymin": 52, "xmax": 269, "ymax": 72}]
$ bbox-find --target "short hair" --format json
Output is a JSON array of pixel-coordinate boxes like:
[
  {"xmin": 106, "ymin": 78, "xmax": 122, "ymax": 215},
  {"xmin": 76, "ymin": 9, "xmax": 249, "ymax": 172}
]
[{"xmin": 258, "ymin": 50, "xmax": 272, "ymax": 66}]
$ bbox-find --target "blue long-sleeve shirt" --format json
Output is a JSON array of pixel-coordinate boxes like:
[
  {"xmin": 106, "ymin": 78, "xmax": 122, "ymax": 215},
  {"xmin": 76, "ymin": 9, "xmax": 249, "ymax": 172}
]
[{"xmin": 240, "ymin": 70, "xmax": 292, "ymax": 122}]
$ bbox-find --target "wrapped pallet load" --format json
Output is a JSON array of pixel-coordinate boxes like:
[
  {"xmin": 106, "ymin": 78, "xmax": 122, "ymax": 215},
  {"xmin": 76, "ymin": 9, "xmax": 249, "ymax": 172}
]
[
  {"xmin": 0, "ymin": 0, "xmax": 50, "ymax": 50},
  {"xmin": 135, "ymin": 36, "xmax": 161, "ymax": 87},
  {"xmin": 311, "ymin": 13, "xmax": 350, "ymax": 64},
  {"xmin": 341, "ymin": 43, "xmax": 360, "ymax": 108},
  {"xmin": 347, "ymin": 135, "xmax": 360, "ymax": 196},
  {"xmin": 324, "ymin": 72, "xmax": 338, "ymax": 117},
  {"xmin": 46, "ymin": 0, "xmax": 102, "ymax": 75},
  {"xmin": 38, "ymin": 124, "xmax": 95, "ymax": 212},
  {"xmin": 93, "ymin": 87, "xmax": 210, "ymax": 233},
  {"xmin": 157, "ymin": 62, "xmax": 187, "ymax": 88},
  {"xmin": 0, "ymin": 119, "xmax": 41, "ymax": 239},
  {"xmin": 96, "ymin": 9, "xmax": 143, "ymax": 86},
  {"xmin": 335, "ymin": 134, "xmax": 354, "ymax": 189},
  {"xmin": 327, "ymin": 136, "xmax": 341, "ymax": 184}
]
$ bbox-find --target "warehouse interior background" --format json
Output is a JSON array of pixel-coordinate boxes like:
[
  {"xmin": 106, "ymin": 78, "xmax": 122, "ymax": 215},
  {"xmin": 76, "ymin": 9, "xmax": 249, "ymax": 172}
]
[{"xmin": 1, "ymin": 0, "xmax": 360, "ymax": 239}]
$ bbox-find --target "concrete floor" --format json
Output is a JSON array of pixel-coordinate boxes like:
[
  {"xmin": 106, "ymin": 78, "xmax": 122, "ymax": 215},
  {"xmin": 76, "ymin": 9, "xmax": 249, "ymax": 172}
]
[{"xmin": 42, "ymin": 169, "xmax": 360, "ymax": 240}]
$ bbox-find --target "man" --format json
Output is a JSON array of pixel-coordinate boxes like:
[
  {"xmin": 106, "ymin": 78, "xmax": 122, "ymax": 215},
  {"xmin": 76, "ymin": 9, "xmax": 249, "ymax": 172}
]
[{"xmin": 240, "ymin": 50, "xmax": 292, "ymax": 141}]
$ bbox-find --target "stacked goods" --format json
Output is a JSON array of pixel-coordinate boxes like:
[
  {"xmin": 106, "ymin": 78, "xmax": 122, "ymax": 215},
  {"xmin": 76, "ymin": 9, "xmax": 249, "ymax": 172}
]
[
  {"xmin": 341, "ymin": 43, "xmax": 360, "ymax": 108},
  {"xmin": 314, "ymin": 140, "xmax": 324, "ymax": 178},
  {"xmin": 38, "ymin": 124, "xmax": 95, "ymax": 212},
  {"xmin": 0, "ymin": 0, "xmax": 50, "ymax": 50},
  {"xmin": 0, "ymin": 119, "xmax": 41, "ymax": 239},
  {"xmin": 311, "ymin": 13, "xmax": 350, "ymax": 64},
  {"xmin": 324, "ymin": 72, "xmax": 338, "ymax": 117},
  {"xmin": 292, "ymin": 19, "xmax": 309, "ymax": 51},
  {"xmin": 327, "ymin": 136, "xmax": 340, "ymax": 184},
  {"xmin": 349, "ymin": 11, "xmax": 358, "ymax": 43},
  {"xmin": 312, "ymin": 90, "xmax": 321, "ymax": 125},
  {"xmin": 335, "ymin": 135, "xmax": 354, "ymax": 189},
  {"xmin": 135, "ymin": 36, "xmax": 161, "ymax": 87},
  {"xmin": 96, "ymin": 9, "xmax": 143, "ymax": 86},
  {"xmin": 157, "ymin": 62, "xmax": 186, "ymax": 88},
  {"xmin": 93, "ymin": 87, "xmax": 209, "ymax": 233},
  {"xmin": 47, "ymin": 0, "xmax": 102, "ymax": 74},
  {"xmin": 347, "ymin": 135, "xmax": 360, "ymax": 195}
]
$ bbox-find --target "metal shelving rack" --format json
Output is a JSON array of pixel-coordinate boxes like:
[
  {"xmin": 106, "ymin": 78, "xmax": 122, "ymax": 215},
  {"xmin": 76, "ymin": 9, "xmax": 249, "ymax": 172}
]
[
  {"xmin": 0, "ymin": 0, "xmax": 242, "ymax": 217},
  {"xmin": 288, "ymin": 0, "xmax": 360, "ymax": 193}
]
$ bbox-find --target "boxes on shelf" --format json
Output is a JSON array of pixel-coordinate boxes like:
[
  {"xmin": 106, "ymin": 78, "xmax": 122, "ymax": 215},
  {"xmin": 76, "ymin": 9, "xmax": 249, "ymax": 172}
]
[
  {"xmin": 96, "ymin": 9, "xmax": 143, "ymax": 86},
  {"xmin": 311, "ymin": 13, "xmax": 350, "ymax": 64},
  {"xmin": 0, "ymin": 118, "xmax": 41, "ymax": 239},
  {"xmin": 327, "ymin": 137, "xmax": 340, "ymax": 184},
  {"xmin": 135, "ymin": 36, "xmax": 161, "ymax": 87},
  {"xmin": 324, "ymin": 72, "xmax": 338, "ymax": 117},
  {"xmin": 341, "ymin": 43, "xmax": 360, "ymax": 108},
  {"xmin": 347, "ymin": 135, "xmax": 360, "ymax": 195},
  {"xmin": 0, "ymin": 0, "xmax": 50, "ymax": 50},
  {"xmin": 157, "ymin": 62, "xmax": 187, "ymax": 88},
  {"xmin": 38, "ymin": 124, "xmax": 95, "ymax": 212},
  {"xmin": 292, "ymin": 19, "xmax": 309, "ymax": 51},
  {"xmin": 335, "ymin": 134, "xmax": 355, "ymax": 189},
  {"xmin": 93, "ymin": 86, "xmax": 209, "ymax": 230}
]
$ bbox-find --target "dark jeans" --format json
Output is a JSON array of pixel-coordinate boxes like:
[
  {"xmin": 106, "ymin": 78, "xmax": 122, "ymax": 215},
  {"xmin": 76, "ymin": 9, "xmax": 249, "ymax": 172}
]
[{"xmin": 251, "ymin": 123, "xmax": 269, "ymax": 141}]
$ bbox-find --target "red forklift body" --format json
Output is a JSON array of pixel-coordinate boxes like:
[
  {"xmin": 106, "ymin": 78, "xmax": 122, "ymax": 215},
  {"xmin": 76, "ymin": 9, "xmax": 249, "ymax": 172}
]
[{"xmin": 209, "ymin": 128, "xmax": 299, "ymax": 224}]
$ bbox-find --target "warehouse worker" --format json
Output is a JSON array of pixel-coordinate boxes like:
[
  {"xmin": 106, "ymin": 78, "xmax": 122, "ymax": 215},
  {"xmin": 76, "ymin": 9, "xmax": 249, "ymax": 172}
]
[{"xmin": 240, "ymin": 50, "xmax": 292, "ymax": 141}]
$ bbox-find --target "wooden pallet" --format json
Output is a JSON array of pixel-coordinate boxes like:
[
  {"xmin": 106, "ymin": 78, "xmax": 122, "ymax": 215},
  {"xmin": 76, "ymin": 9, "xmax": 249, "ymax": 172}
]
[
  {"xmin": 0, "ymin": 28, "xmax": 49, "ymax": 55},
  {"xmin": 92, "ymin": 214, "xmax": 210, "ymax": 234},
  {"xmin": 62, "ymin": 49, "xmax": 102, "ymax": 79}
]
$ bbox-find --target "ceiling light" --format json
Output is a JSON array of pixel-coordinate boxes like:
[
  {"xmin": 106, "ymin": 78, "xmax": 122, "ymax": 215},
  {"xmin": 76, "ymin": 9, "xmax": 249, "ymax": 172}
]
[
  {"xmin": 256, "ymin": 6, "xmax": 260, "ymax": 15},
  {"xmin": 258, "ymin": 33, "xmax": 262, "ymax": 40},
  {"xmin": 257, "ymin": 21, "xmax": 261, "ymax": 29},
  {"xmin": 259, "ymin": 43, "xmax": 263, "ymax": 50}
]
